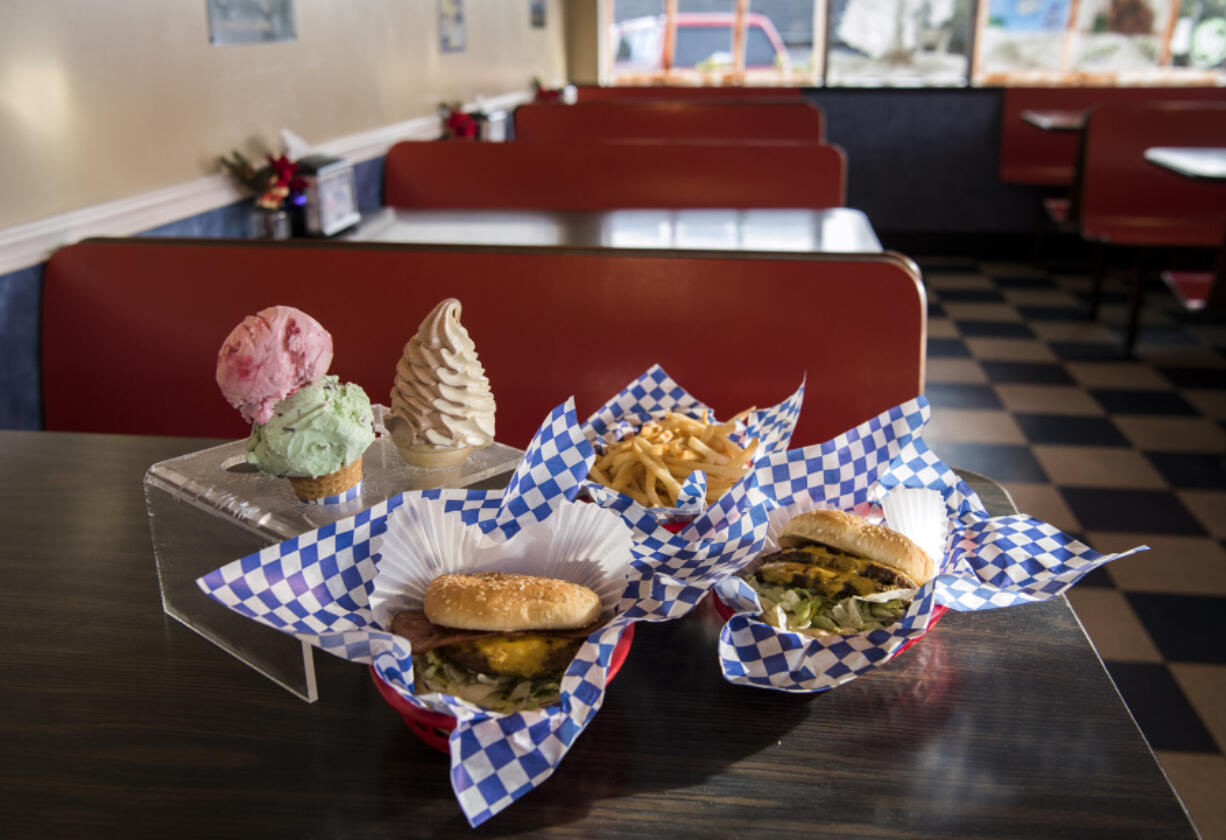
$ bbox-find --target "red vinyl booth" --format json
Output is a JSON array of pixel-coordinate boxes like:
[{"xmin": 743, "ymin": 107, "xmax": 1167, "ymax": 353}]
[
  {"xmin": 42, "ymin": 240, "xmax": 924, "ymax": 448},
  {"xmin": 999, "ymin": 86, "xmax": 1226, "ymax": 187},
  {"xmin": 383, "ymin": 140, "xmax": 846, "ymax": 210},
  {"xmin": 1079, "ymin": 101, "xmax": 1226, "ymax": 248},
  {"xmin": 513, "ymin": 101, "xmax": 824, "ymax": 143},
  {"xmin": 1077, "ymin": 101, "xmax": 1226, "ymax": 352},
  {"xmin": 571, "ymin": 85, "xmax": 804, "ymax": 102}
]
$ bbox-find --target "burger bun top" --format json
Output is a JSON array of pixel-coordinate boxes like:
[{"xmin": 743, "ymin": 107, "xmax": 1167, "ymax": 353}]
[
  {"xmin": 424, "ymin": 572, "xmax": 602, "ymax": 632},
  {"xmin": 779, "ymin": 509, "xmax": 935, "ymax": 586}
]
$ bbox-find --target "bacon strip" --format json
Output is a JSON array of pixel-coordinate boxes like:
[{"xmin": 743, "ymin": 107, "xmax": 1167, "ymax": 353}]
[{"xmin": 390, "ymin": 610, "xmax": 604, "ymax": 653}]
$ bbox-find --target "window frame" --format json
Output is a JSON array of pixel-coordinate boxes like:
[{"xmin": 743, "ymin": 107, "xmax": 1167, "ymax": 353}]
[{"xmin": 599, "ymin": 0, "xmax": 1226, "ymax": 88}]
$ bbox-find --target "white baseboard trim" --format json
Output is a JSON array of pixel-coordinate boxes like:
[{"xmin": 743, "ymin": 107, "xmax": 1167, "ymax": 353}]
[{"xmin": 0, "ymin": 90, "xmax": 533, "ymax": 277}]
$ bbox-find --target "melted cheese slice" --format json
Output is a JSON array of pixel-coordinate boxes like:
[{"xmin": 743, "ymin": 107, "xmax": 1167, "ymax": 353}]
[
  {"xmin": 757, "ymin": 545, "xmax": 884, "ymax": 598},
  {"xmin": 450, "ymin": 635, "xmax": 574, "ymax": 678}
]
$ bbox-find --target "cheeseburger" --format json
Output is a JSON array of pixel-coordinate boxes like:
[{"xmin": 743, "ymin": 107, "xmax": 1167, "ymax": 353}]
[
  {"xmin": 392, "ymin": 572, "xmax": 603, "ymax": 713},
  {"xmin": 745, "ymin": 509, "xmax": 935, "ymax": 637}
]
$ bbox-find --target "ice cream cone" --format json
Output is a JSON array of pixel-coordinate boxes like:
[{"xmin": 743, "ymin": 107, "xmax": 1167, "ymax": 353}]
[{"xmin": 288, "ymin": 457, "xmax": 363, "ymax": 501}]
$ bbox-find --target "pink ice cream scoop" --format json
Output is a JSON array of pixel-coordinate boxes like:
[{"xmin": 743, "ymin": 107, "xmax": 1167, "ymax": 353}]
[{"xmin": 216, "ymin": 305, "xmax": 333, "ymax": 424}]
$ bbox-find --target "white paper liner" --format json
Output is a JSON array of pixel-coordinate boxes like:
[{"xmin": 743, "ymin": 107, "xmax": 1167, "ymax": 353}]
[
  {"xmin": 368, "ymin": 495, "xmax": 634, "ymax": 631},
  {"xmin": 880, "ymin": 487, "xmax": 948, "ymax": 574}
]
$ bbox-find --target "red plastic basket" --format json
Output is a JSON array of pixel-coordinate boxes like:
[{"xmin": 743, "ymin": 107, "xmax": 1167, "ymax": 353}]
[
  {"xmin": 371, "ymin": 623, "xmax": 636, "ymax": 754},
  {"xmin": 711, "ymin": 591, "xmax": 948, "ymax": 659}
]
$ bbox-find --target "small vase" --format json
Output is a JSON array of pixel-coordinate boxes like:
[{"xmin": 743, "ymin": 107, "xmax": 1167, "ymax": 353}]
[{"xmin": 252, "ymin": 207, "xmax": 291, "ymax": 240}]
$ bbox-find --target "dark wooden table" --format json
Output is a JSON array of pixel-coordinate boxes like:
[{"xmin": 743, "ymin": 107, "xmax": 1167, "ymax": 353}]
[
  {"xmin": 343, "ymin": 207, "xmax": 883, "ymax": 253},
  {"xmin": 0, "ymin": 431, "xmax": 1196, "ymax": 838}
]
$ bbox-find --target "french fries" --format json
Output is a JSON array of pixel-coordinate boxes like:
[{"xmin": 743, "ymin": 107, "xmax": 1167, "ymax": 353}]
[{"xmin": 588, "ymin": 409, "xmax": 759, "ymax": 508}]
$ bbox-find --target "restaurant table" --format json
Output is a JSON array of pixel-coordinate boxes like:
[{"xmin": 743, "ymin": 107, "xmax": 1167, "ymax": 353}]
[
  {"xmin": 343, "ymin": 207, "xmax": 883, "ymax": 253},
  {"xmin": 1020, "ymin": 109, "xmax": 1087, "ymax": 132},
  {"xmin": 1145, "ymin": 145, "xmax": 1226, "ymax": 312},
  {"xmin": 1145, "ymin": 146, "xmax": 1226, "ymax": 181},
  {"xmin": 0, "ymin": 430, "xmax": 1197, "ymax": 838}
]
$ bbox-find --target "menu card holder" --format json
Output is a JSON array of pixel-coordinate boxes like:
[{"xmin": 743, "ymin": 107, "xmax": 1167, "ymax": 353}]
[{"xmin": 144, "ymin": 409, "xmax": 521, "ymax": 702}]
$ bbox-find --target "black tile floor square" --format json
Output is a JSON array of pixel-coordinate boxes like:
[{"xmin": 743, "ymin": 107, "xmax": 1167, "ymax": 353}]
[
  {"xmin": 935, "ymin": 289, "xmax": 1006, "ymax": 303},
  {"xmin": 1088, "ymin": 389, "xmax": 1198, "ymax": 416},
  {"xmin": 927, "ymin": 337, "xmax": 970, "ymax": 358},
  {"xmin": 927, "ymin": 441, "xmax": 1049, "ymax": 482},
  {"xmin": 1157, "ymin": 366, "xmax": 1226, "ymax": 389},
  {"xmin": 991, "ymin": 275, "xmax": 1057, "ymax": 289},
  {"xmin": 1143, "ymin": 451, "xmax": 1226, "ymax": 489},
  {"xmin": 1101, "ymin": 662, "xmax": 1219, "ymax": 753},
  {"xmin": 952, "ymin": 320, "xmax": 1037, "ymax": 339},
  {"xmin": 1108, "ymin": 326, "xmax": 1198, "ymax": 346},
  {"xmin": 1013, "ymin": 413, "xmax": 1131, "ymax": 446},
  {"xmin": 1048, "ymin": 341, "xmax": 1130, "ymax": 362},
  {"xmin": 1016, "ymin": 305, "xmax": 1088, "ymax": 322},
  {"xmin": 923, "ymin": 383, "xmax": 1004, "ymax": 410},
  {"xmin": 1125, "ymin": 593, "xmax": 1226, "ymax": 664},
  {"xmin": 1058, "ymin": 488, "xmax": 1206, "ymax": 535},
  {"xmin": 1072, "ymin": 289, "xmax": 1130, "ymax": 306},
  {"xmin": 980, "ymin": 361, "xmax": 1076, "ymax": 385},
  {"xmin": 928, "ymin": 301, "xmax": 946, "ymax": 318}
]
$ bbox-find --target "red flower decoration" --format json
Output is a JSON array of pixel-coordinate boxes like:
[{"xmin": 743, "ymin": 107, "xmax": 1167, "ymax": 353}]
[
  {"xmin": 267, "ymin": 155, "xmax": 307, "ymax": 192},
  {"xmin": 446, "ymin": 110, "xmax": 477, "ymax": 140}
]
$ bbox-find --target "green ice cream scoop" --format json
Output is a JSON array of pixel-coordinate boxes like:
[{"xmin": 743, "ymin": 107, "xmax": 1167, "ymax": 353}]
[{"xmin": 246, "ymin": 375, "xmax": 375, "ymax": 478}]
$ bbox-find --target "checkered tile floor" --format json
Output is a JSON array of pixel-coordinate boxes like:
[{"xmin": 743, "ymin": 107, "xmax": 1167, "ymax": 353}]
[{"xmin": 921, "ymin": 258, "xmax": 1226, "ymax": 840}]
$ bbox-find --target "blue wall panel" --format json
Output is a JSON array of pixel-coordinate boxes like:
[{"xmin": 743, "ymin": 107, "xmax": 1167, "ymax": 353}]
[{"xmin": 0, "ymin": 263, "xmax": 44, "ymax": 429}]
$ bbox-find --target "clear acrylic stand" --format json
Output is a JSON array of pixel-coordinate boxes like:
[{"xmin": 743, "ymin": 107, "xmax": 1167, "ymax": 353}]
[{"xmin": 145, "ymin": 408, "xmax": 522, "ymax": 702}]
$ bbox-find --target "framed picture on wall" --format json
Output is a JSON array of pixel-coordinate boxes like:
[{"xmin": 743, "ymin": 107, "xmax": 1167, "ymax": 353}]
[
  {"xmin": 531, "ymin": 0, "xmax": 546, "ymax": 28},
  {"xmin": 207, "ymin": 0, "xmax": 296, "ymax": 45},
  {"xmin": 440, "ymin": 0, "xmax": 466, "ymax": 53}
]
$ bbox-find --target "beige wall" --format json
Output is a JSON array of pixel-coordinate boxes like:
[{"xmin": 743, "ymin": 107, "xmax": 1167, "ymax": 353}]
[{"xmin": 0, "ymin": 0, "xmax": 569, "ymax": 229}]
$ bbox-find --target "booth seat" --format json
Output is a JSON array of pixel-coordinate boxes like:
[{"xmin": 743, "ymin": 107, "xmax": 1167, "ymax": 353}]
[
  {"xmin": 42, "ymin": 239, "xmax": 924, "ymax": 448},
  {"xmin": 513, "ymin": 101, "xmax": 824, "ymax": 143},
  {"xmin": 571, "ymin": 85, "xmax": 804, "ymax": 102},
  {"xmin": 1075, "ymin": 101, "xmax": 1226, "ymax": 352},
  {"xmin": 383, "ymin": 140, "xmax": 846, "ymax": 210},
  {"xmin": 999, "ymin": 86, "xmax": 1226, "ymax": 187}
]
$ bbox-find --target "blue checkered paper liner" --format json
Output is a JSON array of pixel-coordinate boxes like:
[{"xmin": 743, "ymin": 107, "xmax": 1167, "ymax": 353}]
[
  {"xmin": 581, "ymin": 364, "xmax": 804, "ymax": 520},
  {"xmin": 712, "ymin": 395, "xmax": 1148, "ymax": 694},
  {"xmin": 197, "ymin": 396, "xmax": 773, "ymax": 826}
]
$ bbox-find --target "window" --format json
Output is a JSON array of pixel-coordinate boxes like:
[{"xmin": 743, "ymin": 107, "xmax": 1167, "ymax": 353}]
[{"xmin": 602, "ymin": 0, "xmax": 1226, "ymax": 86}]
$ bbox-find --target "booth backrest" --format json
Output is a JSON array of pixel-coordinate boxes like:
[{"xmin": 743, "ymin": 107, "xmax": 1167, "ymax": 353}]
[
  {"xmin": 999, "ymin": 86, "xmax": 1226, "ymax": 186},
  {"xmin": 513, "ymin": 101, "xmax": 824, "ymax": 143},
  {"xmin": 573, "ymin": 85, "xmax": 804, "ymax": 102},
  {"xmin": 1079, "ymin": 101, "xmax": 1226, "ymax": 248},
  {"xmin": 384, "ymin": 140, "xmax": 846, "ymax": 209},
  {"xmin": 42, "ymin": 240, "xmax": 924, "ymax": 448}
]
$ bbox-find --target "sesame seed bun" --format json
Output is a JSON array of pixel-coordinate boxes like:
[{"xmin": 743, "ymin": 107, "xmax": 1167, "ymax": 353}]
[
  {"xmin": 423, "ymin": 572, "xmax": 602, "ymax": 633},
  {"xmin": 778, "ymin": 509, "xmax": 934, "ymax": 586}
]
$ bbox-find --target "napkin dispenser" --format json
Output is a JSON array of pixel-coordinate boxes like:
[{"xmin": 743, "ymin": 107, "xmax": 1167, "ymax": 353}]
[{"xmin": 294, "ymin": 154, "xmax": 361, "ymax": 237}]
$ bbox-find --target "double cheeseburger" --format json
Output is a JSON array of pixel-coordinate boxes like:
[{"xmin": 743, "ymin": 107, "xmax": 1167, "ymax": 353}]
[
  {"xmin": 392, "ymin": 572, "xmax": 603, "ymax": 713},
  {"xmin": 746, "ymin": 509, "xmax": 935, "ymax": 637}
]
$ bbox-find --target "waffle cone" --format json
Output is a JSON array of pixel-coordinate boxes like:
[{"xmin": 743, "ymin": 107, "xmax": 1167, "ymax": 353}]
[{"xmin": 288, "ymin": 458, "xmax": 363, "ymax": 501}]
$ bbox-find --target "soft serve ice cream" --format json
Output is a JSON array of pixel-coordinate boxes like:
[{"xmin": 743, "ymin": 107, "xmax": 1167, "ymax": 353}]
[{"xmin": 387, "ymin": 298, "xmax": 495, "ymax": 468}]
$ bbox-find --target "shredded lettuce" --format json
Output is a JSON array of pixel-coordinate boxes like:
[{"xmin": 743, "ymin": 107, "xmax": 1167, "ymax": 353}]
[
  {"xmin": 747, "ymin": 577, "xmax": 914, "ymax": 636},
  {"xmin": 413, "ymin": 649, "xmax": 563, "ymax": 714}
]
